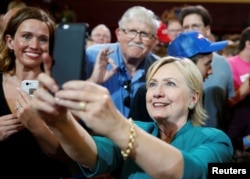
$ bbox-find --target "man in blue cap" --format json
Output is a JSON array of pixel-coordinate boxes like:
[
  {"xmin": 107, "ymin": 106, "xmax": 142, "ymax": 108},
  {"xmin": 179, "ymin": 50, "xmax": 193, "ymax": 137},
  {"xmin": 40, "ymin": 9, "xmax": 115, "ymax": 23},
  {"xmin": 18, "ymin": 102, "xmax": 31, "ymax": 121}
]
[
  {"xmin": 129, "ymin": 31, "xmax": 228, "ymax": 122},
  {"xmin": 178, "ymin": 5, "xmax": 234, "ymax": 131},
  {"xmin": 167, "ymin": 31, "xmax": 228, "ymax": 80}
]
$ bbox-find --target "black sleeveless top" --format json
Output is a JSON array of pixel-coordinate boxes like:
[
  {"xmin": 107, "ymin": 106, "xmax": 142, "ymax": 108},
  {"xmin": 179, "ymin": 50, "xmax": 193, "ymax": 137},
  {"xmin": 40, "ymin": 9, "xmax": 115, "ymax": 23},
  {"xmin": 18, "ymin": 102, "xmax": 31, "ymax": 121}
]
[{"xmin": 0, "ymin": 72, "xmax": 76, "ymax": 179}]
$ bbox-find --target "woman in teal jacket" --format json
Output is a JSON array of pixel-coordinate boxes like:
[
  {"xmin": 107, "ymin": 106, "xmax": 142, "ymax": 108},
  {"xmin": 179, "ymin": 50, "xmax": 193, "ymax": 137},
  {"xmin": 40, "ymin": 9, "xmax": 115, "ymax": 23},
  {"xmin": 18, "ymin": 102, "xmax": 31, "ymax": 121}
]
[{"xmin": 32, "ymin": 56, "xmax": 233, "ymax": 179}]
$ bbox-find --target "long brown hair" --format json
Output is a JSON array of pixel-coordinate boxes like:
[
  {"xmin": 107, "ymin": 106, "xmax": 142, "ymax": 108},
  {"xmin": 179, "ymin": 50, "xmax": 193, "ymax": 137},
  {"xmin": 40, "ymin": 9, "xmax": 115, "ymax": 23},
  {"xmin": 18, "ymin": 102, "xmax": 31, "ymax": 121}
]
[{"xmin": 0, "ymin": 6, "xmax": 55, "ymax": 74}]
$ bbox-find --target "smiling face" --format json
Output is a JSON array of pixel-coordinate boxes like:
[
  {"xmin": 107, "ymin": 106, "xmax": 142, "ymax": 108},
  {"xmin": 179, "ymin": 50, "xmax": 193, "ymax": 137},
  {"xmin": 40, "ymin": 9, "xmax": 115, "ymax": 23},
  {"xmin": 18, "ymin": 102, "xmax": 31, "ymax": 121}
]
[
  {"xmin": 116, "ymin": 19, "xmax": 156, "ymax": 62},
  {"xmin": 146, "ymin": 62, "xmax": 196, "ymax": 123},
  {"xmin": 6, "ymin": 19, "xmax": 50, "ymax": 70}
]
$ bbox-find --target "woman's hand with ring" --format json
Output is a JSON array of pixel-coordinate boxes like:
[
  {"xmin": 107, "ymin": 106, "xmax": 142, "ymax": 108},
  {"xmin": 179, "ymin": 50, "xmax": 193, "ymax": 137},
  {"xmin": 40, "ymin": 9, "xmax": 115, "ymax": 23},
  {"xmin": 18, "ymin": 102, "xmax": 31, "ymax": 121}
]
[{"xmin": 54, "ymin": 80, "xmax": 127, "ymax": 136}]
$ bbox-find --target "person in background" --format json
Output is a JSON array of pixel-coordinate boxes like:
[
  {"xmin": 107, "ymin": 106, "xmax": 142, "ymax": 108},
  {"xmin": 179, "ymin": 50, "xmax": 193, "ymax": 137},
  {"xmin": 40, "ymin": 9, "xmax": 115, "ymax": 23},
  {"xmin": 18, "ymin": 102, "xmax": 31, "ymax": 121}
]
[
  {"xmin": 0, "ymin": 7, "xmax": 75, "ymax": 178},
  {"xmin": 0, "ymin": 7, "xmax": 21, "ymax": 37},
  {"xmin": 227, "ymin": 98, "xmax": 250, "ymax": 163},
  {"xmin": 227, "ymin": 27, "xmax": 250, "ymax": 91},
  {"xmin": 129, "ymin": 31, "xmax": 227, "ymax": 122},
  {"xmin": 61, "ymin": 2, "xmax": 77, "ymax": 23},
  {"xmin": 227, "ymin": 27, "xmax": 250, "ymax": 162},
  {"xmin": 7, "ymin": 0, "xmax": 26, "ymax": 11},
  {"xmin": 84, "ymin": 6, "xmax": 158, "ymax": 117},
  {"xmin": 179, "ymin": 6, "xmax": 250, "ymax": 131},
  {"xmin": 217, "ymin": 34, "xmax": 240, "ymax": 59},
  {"xmin": 169, "ymin": 31, "xmax": 250, "ymax": 136},
  {"xmin": 2, "ymin": 7, "xmax": 21, "ymax": 31},
  {"xmin": 90, "ymin": 24, "xmax": 112, "ymax": 45},
  {"xmin": 166, "ymin": 18, "xmax": 182, "ymax": 41},
  {"xmin": 151, "ymin": 19, "xmax": 171, "ymax": 57},
  {"xmin": 168, "ymin": 31, "xmax": 227, "ymax": 80},
  {"xmin": 220, "ymin": 40, "xmax": 239, "ymax": 59},
  {"xmin": 31, "ymin": 56, "xmax": 233, "ymax": 179},
  {"xmin": 151, "ymin": 18, "xmax": 182, "ymax": 58},
  {"xmin": 179, "ymin": 5, "xmax": 235, "ymax": 130}
]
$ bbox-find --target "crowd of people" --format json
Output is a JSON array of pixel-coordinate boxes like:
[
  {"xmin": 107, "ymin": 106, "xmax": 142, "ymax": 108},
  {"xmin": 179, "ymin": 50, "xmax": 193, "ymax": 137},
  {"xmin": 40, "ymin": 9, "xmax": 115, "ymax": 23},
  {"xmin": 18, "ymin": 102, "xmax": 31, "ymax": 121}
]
[{"xmin": 0, "ymin": 2, "xmax": 250, "ymax": 179}]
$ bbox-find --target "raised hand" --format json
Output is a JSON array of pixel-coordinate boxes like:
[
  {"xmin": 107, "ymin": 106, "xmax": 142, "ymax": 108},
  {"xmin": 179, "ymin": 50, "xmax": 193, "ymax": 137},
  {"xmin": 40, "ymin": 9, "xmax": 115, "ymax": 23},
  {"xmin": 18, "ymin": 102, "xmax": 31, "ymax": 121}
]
[
  {"xmin": 88, "ymin": 47, "xmax": 118, "ymax": 84},
  {"xmin": 42, "ymin": 53, "xmax": 53, "ymax": 76}
]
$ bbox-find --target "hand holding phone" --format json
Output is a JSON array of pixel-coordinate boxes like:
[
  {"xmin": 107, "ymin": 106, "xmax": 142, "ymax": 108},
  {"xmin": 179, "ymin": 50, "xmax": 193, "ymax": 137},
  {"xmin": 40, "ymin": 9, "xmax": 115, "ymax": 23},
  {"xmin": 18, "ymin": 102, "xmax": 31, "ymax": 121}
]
[
  {"xmin": 21, "ymin": 80, "xmax": 39, "ymax": 97},
  {"xmin": 52, "ymin": 23, "xmax": 88, "ymax": 87}
]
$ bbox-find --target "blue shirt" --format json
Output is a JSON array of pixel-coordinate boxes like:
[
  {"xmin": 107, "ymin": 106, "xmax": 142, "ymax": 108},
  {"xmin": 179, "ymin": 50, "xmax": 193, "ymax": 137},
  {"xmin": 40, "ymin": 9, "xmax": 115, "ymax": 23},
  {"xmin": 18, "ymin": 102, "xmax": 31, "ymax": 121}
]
[
  {"xmin": 204, "ymin": 53, "xmax": 234, "ymax": 98},
  {"xmin": 79, "ymin": 120, "xmax": 233, "ymax": 179},
  {"xmin": 203, "ymin": 53, "xmax": 235, "ymax": 128},
  {"xmin": 84, "ymin": 43, "xmax": 157, "ymax": 117}
]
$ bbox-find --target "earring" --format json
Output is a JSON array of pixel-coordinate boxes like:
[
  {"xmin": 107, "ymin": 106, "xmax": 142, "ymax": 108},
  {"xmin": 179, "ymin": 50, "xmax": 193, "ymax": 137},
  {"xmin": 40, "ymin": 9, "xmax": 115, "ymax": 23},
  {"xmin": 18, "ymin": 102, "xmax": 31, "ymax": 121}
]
[{"xmin": 188, "ymin": 103, "xmax": 194, "ymax": 110}]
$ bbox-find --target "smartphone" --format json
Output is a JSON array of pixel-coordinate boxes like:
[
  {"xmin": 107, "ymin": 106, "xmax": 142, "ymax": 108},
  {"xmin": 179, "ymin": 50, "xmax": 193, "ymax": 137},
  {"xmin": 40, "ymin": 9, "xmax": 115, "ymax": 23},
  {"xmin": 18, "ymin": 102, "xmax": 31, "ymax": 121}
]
[
  {"xmin": 52, "ymin": 23, "xmax": 88, "ymax": 87},
  {"xmin": 21, "ymin": 80, "xmax": 39, "ymax": 97}
]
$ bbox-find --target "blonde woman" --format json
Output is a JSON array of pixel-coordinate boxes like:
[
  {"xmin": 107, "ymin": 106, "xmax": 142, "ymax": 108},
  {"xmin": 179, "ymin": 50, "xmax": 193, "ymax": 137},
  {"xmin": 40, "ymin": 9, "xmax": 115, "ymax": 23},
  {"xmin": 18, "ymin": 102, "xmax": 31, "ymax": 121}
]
[{"xmin": 32, "ymin": 56, "xmax": 233, "ymax": 179}]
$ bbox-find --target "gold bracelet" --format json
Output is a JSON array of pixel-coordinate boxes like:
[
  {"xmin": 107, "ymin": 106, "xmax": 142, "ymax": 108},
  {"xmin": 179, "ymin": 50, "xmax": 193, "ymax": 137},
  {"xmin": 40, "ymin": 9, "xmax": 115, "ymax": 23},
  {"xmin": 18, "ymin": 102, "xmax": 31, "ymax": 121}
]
[{"xmin": 121, "ymin": 118, "xmax": 136, "ymax": 160}]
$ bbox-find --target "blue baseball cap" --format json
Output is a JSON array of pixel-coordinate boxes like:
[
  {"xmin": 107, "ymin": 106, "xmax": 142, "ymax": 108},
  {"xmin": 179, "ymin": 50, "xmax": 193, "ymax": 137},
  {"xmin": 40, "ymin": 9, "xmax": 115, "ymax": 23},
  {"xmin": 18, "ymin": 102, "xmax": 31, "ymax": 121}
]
[{"xmin": 167, "ymin": 31, "xmax": 228, "ymax": 58}]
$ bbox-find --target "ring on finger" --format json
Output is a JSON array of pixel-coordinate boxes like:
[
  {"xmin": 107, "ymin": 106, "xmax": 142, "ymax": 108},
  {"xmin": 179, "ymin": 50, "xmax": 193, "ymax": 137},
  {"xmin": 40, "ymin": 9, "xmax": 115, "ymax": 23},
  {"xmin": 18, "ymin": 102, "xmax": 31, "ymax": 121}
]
[
  {"xmin": 15, "ymin": 105, "xmax": 21, "ymax": 111},
  {"xmin": 79, "ymin": 101, "xmax": 87, "ymax": 111}
]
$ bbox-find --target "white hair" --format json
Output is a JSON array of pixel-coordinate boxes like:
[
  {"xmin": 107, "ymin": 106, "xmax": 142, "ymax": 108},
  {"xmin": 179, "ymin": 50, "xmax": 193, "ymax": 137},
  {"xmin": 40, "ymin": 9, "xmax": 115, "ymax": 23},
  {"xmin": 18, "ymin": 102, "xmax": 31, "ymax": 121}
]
[{"xmin": 118, "ymin": 6, "xmax": 158, "ymax": 35}]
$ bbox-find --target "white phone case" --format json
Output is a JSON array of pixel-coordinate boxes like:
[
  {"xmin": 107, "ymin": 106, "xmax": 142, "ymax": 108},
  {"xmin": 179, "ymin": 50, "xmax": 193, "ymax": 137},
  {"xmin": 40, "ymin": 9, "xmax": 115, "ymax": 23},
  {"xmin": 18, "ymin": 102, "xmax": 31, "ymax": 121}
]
[{"xmin": 21, "ymin": 80, "xmax": 39, "ymax": 97}]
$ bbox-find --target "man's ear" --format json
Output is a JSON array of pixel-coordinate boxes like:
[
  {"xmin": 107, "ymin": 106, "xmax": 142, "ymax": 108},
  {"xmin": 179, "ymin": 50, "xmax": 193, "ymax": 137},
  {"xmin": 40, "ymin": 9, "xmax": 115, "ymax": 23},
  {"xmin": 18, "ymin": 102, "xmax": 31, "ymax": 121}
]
[
  {"xmin": 115, "ymin": 28, "xmax": 122, "ymax": 42},
  {"xmin": 204, "ymin": 25, "xmax": 211, "ymax": 38}
]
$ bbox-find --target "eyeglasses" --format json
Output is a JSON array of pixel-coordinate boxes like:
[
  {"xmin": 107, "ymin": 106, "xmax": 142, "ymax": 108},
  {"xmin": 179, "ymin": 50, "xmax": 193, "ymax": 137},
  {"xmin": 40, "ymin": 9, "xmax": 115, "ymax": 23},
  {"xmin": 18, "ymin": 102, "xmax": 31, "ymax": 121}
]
[
  {"xmin": 92, "ymin": 33, "xmax": 110, "ymax": 39},
  {"xmin": 168, "ymin": 29, "xmax": 182, "ymax": 33},
  {"xmin": 183, "ymin": 24, "xmax": 204, "ymax": 31},
  {"xmin": 121, "ymin": 28, "xmax": 155, "ymax": 41},
  {"xmin": 123, "ymin": 80, "xmax": 131, "ymax": 108}
]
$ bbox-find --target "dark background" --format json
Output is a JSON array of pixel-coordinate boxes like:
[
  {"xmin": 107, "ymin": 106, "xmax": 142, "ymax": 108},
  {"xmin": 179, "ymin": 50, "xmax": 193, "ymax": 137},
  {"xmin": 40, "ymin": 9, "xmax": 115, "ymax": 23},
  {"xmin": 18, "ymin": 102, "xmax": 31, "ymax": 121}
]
[{"xmin": 1, "ymin": 0, "xmax": 250, "ymax": 42}]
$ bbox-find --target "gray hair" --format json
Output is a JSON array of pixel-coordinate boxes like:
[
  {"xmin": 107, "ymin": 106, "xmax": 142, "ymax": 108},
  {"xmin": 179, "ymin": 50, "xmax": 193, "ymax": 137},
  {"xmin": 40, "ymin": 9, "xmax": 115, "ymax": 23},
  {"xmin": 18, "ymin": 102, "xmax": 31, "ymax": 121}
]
[
  {"xmin": 118, "ymin": 6, "xmax": 158, "ymax": 35},
  {"xmin": 91, "ymin": 24, "xmax": 111, "ymax": 38}
]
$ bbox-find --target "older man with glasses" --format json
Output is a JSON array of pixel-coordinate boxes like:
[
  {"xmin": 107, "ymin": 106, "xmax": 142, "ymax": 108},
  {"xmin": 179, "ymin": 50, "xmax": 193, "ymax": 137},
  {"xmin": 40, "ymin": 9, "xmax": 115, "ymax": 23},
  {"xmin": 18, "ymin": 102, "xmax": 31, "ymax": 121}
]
[{"xmin": 84, "ymin": 6, "xmax": 158, "ymax": 117}]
